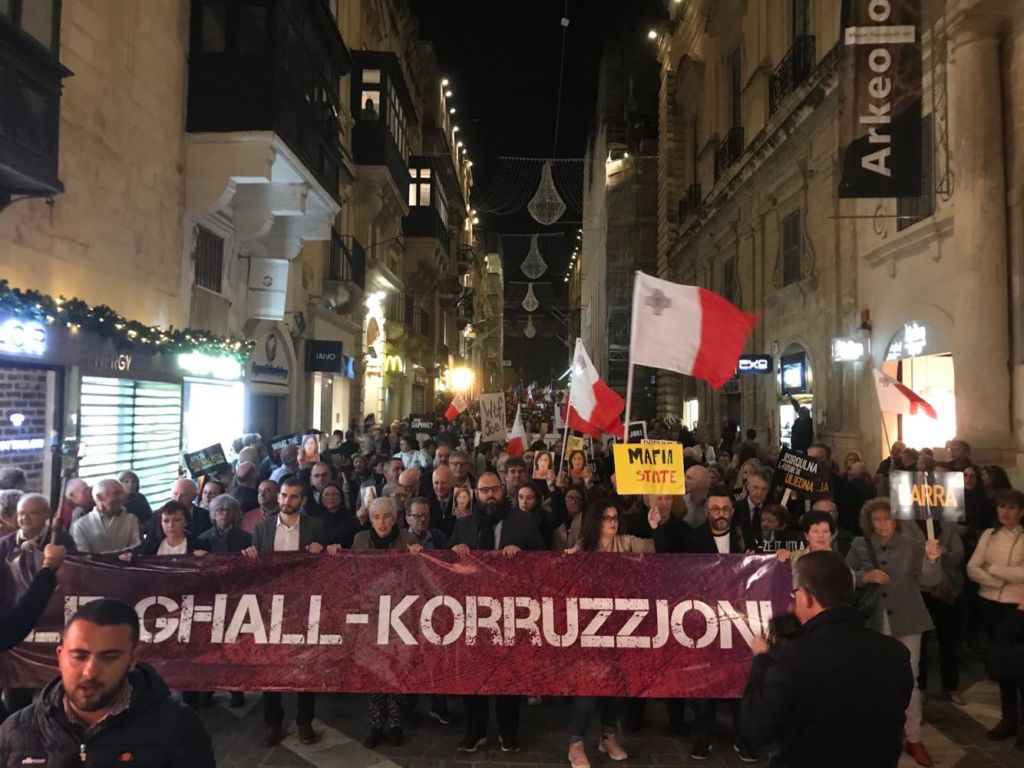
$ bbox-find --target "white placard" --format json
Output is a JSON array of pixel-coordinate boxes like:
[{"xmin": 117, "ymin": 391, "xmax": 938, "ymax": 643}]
[{"xmin": 478, "ymin": 393, "xmax": 507, "ymax": 443}]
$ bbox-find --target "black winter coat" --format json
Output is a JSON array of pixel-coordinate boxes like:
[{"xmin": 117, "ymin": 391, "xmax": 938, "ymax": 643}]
[
  {"xmin": 741, "ymin": 606, "xmax": 912, "ymax": 768},
  {"xmin": 0, "ymin": 662, "xmax": 215, "ymax": 768}
]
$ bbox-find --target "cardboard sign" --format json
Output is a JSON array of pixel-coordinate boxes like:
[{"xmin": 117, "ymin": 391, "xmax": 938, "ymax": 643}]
[
  {"xmin": 890, "ymin": 470, "xmax": 965, "ymax": 522},
  {"xmin": 300, "ymin": 434, "xmax": 321, "ymax": 465},
  {"xmin": 613, "ymin": 443, "xmax": 686, "ymax": 496},
  {"xmin": 479, "ymin": 393, "xmax": 507, "ymax": 443},
  {"xmin": 773, "ymin": 449, "xmax": 832, "ymax": 500},
  {"xmin": 627, "ymin": 421, "xmax": 648, "ymax": 442},
  {"xmin": 182, "ymin": 443, "xmax": 231, "ymax": 479},
  {"xmin": 533, "ymin": 450, "xmax": 555, "ymax": 479},
  {"xmin": 567, "ymin": 436, "xmax": 586, "ymax": 455},
  {"xmin": 410, "ymin": 416, "xmax": 435, "ymax": 434},
  {"xmin": 270, "ymin": 433, "xmax": 302, "ymax": 453}
]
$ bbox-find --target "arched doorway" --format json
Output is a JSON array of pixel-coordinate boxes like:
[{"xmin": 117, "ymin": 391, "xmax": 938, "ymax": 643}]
[{"xmin": 883, "ymin": 321, "xmax": 956, "ymax": 449}]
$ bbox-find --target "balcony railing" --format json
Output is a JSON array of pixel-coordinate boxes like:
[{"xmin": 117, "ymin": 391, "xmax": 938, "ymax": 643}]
[
  {"xmin": 769, "ymin": 36, "xmax": 816, "ymax": 116},
  {"xmin": 189, "ymin": 285, "xmax": 231, "ymax": 337},
  {"xmin": 326, "ymin": 231, "xmax": 367, "ymax": 291},
  {"xmin": 714, "ymin": 126, "xmax": 745, "ymax": 182},
  {"xmin": 676, "ymin": 183, "xmax": 702, "ymax": 221}
]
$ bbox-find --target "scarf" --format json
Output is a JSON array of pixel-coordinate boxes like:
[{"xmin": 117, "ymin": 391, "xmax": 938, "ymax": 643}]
[{"xmin": 369, "ymin": 526, "xmax": 401, "ymax": 550}]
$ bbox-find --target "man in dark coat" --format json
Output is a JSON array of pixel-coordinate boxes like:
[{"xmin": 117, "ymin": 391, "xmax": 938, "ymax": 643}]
[
  {"xmin": 450, "ymin": 471, "xmax": 545, "ymax": 753},
  {"xmin": 742, "ymin": 551, "xmax": 914, "ymax": 767},
  {"xmin": 0, "ymin": 598, "xmax": 214, "ymax": 767}
]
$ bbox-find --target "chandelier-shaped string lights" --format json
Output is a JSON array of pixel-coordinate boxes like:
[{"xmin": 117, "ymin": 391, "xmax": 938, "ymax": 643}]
[
  {"xmin": 520, "ymin": 234, "xmax": 548, "ymax": 279},
  {"xmin": 527, "ymin": 160, "xmax": 567, "ymax": 225},
  {"xmin": 522, "ymin": 283, "xmax": 540, "ymax": 312},
  {"xmin": 471, "ymin": 157, "xmax": 584, "ymax": 217},
  {"xmin": 523, "ymin": 315, "xmax": 537, "ymax": 338}
]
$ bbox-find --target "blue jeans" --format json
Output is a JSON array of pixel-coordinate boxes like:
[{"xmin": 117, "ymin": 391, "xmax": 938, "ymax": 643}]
[{"xmin": 569, "ymin": 697, "xmax": 620, "ymax": 742}]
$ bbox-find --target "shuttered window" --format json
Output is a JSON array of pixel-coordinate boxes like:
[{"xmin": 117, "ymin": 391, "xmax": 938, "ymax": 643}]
[
  {"xmin": 78, "ymin": 377, "xmax": 183, "ymax": 501},
  {"xmin": 781, "ymin": 211, "xmax": 802, "ymax": 286}
]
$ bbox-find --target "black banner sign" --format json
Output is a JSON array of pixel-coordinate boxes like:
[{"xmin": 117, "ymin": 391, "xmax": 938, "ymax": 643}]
[
  {"xmin": 737, "ymin": 354, "xmax": 773, "ymax": 375},
  {"xmin": 890, "ymin": 470, "xmax": 965, "ymax": 522},
  {"xmin": 410, "ymin": 416, "xmax": 435, "ymax": 434},
  {"xmin": 182, "ymin": 444, "xmax": 230, "ymax": 478},
  {"xmin": 627, "ymin": 422, "xmax": 648, "ymax": 442},
  {"xmin": 270, "ymin": 433, "xmax": 302, "ymax": 453},
  {"xmin": 838, "ymin": 0, "xmax": 922, "ymax": 197},
  {"xmin": 773, "ymin": 449, "xmax": 833, "ymax": 501},
  {"xmin": 307, "ymin": 340, "xmax": 343, "ymax": 373}
]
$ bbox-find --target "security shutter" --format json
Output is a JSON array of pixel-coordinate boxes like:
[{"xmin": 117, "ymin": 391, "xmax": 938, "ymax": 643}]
[
  {"xmin": 78, "ymin": 377, "xmax": 183, "ymax": 501},
  {"xmin": 411, "ymin": 384, "xmax": 425, "ymax": 416}
]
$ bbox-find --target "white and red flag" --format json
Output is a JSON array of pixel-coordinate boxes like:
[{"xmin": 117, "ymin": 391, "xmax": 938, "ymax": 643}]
[
  {"xmin": 566, "ymin": 339, "xmax": 624, "ymax": 439},
  {"xmin": 444, "ymin": 394, "xmax": 467, "ymax": 422},
  {"xmin": 873, "ymin": 368, "xmax": 937, "ymax": 419},
  {"xmin": 629, "ymin": 272, "xmax": 759, "ymax": 389},
  {"xmin": 507, "ymin": 405, "xmax": 528, "ymax": 457}
]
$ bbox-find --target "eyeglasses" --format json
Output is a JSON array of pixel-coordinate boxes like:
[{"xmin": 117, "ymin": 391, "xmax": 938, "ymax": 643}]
[
  {"xmin": 407, "ymin": 513, "xmax": 428, "ymax": 519},
  {"xmin": 602, "ymin": 515, "xmax": 618, "ymax": 522},
  {"xmin": 477, "ymin": 485, "xmax": 502, "ymax": 494},
  {"xmin": 566, "ymin": 495, "xmax": 582, "ymax": 502}
]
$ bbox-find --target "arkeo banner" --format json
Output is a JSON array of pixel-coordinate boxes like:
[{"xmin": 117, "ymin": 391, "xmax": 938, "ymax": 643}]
[
  {"xmin": 838, "ymin": 0, "xmax": 922, "ymax": 198},
  {"xmin": 0, "ymin": 553, "xmax": 790, "ymax": 697}
]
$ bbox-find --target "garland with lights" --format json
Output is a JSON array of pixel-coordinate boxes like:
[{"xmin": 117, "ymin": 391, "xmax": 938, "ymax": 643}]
[{"xmin": 0, "ymin": 280, "xmax": 253, "ymax": 363}]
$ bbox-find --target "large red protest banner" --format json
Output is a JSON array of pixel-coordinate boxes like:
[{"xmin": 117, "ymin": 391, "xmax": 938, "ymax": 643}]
[{"xmin": 0, "ymin": 552, "xmax": 790, "ymax": 697}]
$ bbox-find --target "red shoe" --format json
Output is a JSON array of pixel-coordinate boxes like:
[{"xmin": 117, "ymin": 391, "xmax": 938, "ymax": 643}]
[{"xmin": 905, "ymin": 741, "xmax": 933, "ymax": 767}]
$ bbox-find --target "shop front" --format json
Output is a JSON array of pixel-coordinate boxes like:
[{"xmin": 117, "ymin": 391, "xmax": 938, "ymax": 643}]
[
  {"xmin": 778, "ymin": 345, "xmax": 814, "ymax": 448},
  {"xmin": 307, "ymin": 338, "xmax": 357, "ymax": 435},
  {"xmin": 0, "ymin": 306, "xmax": 247, "ymax": 503},
  {"xmin": 882, "ymin": 320, "xmax": 956, "ymax": 449},
  {"xmin": 246, "ymin": 321, "xmax": 295, "ymax": 441}
]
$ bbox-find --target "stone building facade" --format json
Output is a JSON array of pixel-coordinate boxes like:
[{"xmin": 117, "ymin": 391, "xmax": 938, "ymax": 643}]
[{"xmin": 656, "ymin": 0, "xmax": 1024, "ymax": 466}]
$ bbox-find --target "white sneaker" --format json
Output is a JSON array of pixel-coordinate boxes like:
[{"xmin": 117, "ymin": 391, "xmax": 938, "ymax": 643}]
[
  {"xmin": 599, "ymin": 733, "xmax": 628, "ymax": 761},
  {"xmin": 568, "ymin": 741, "xmax": 591, "ymax": 768}
]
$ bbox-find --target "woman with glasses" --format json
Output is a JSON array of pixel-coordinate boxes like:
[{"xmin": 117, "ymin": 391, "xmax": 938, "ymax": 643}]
[
  {"xmin": 552, "ymin": 485, "xmax": 585, "ymax": 551},
  {"xmin": 846, "ymin": 498, "xmax": 943, "ymax": 767},
  {"xmin": 563, "ymin": 499, "xmax": 658, "ymax": 767}
]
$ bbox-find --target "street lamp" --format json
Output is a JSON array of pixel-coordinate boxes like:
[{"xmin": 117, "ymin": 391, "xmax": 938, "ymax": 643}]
[{"xmin": 451, "ymin": 366, "xmax": 475, "ymax": 392}]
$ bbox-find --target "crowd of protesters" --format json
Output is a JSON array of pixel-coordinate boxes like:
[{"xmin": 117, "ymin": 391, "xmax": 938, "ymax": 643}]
[{"xmin": 1, "ymin": 403, "xmax": 1023, "ymax": 768}]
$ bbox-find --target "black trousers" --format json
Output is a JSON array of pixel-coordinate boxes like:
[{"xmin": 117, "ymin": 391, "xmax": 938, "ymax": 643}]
[
  {"xmin": 692, "ymin": 698, "xmax": 745, "ymax": 744},
  {"xmin": 979, "ymin": 598, "xmax": 1024, "ymax": 722},
  {"xmin": 463, "ymin": 695, "xmax": 520, "ymax": 740},
  {"xmin": 918, "ymin": 591, "xmax": 961, "ymax": 692},
  {"xmin": 263, "ymin": 691, "xmax": 316, "ymax": 726}
]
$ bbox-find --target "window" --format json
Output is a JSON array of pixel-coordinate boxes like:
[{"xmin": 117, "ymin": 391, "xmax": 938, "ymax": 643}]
[
  {"xmin": 1, "ymin": 0, "xmax": 59, "ymax": 53},
  {"xmin": 730, "ymin": 46, "xmax": 742, "ymax": 129},
  {"xmin": 409, "ymin": 167, "xmax": 431, "ymax": 207},
  {"xmin": 897, "ymin": 115, "xmax": 935, "ymax": 231},
  {"xmin": 722, "ymin": 257, "xmax": 738, "ymax": 305},
  {"xmin": 193, "ymin": 226, "xmax": 224, "ymax": 293},
  {"xmin": 238, "ymin": 4, "xmax": 267, "ymax": 55},
  {"xmin": 792, "ymin": 0, "xmax": 809, "ymax": 40},
  {"xmin": 386, "ymin": 77, "xmax": 408, "ymax": 160},
  {"xmin": 781, "ymin": 211, "xmax": 802, "ymax": 286},
  {"xmin": 691, "ymin": 112, "xmax": 700, "ymax": 183},
  {"xmin": 360, "ymin": 69, "xmax": 381, "ymax": 119},
  {"xmin": 199, "ymin": 3, "xmax": 227, "ymax": 53}
]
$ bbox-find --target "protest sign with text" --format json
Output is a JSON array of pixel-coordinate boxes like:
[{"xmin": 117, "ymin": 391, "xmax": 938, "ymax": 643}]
[
  {"xmin": 773, "ymin": 449, "xmax": 832, "ymax": 500},
  {"xmin": 182, "ymin": 443, "xmax": 230, "ymax": 478},
  {"xmin": 478, "ymin": 393, "xmax": 507, "ymax": 443},
  {"xmin": 567, "ymin": 435, "xmax": 586, "ymax": 455},
  {"xmin": 890, "ymin": 470, "xmax": 965, "ymax": 522},
  {"xmin": 627, "ymin": 421, "xmax": 648, "ymax": 442},
  {"xmin": 613, "ymin": 443, "xmax": 685, "ymax": 495},
  {"xmin": 0, "ymin": 552, "xmax": 789, "ymax": 698}
]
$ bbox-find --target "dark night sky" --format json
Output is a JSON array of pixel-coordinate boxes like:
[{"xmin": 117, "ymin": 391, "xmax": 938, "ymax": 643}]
[{"xmin": 409, "ymin": 0, "xmax": 664, "ymax": 383}]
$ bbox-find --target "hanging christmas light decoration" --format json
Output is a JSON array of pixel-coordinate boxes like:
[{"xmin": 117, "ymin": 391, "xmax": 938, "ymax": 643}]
[
  {"xmin": 524, "ymin": 314, "xmax": 537, "ymax": 338},
  {"xmin": 527, "ymin": 160, "xmax": 566, "ymax": 225},
  {"xmin": 522, "ymin": 283, "xmax": 540, "ymax": 312},
  {"xmin": 520, "ymin": 234, "xmax": 548, "ymax": 279}
]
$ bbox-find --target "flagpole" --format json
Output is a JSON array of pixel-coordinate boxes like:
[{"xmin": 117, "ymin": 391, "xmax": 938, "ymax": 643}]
[
  {"xmin": 623, "ymin": 272, "xmax": 641, "ymax": 435},
  {"xmin": 559, "ymin": 372, "xmax": 574, "ymax": 476}
]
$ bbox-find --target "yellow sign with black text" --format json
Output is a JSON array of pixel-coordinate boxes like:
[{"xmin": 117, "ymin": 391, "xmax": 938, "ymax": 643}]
[{"xmin": 613, "ymin": 443, "xmax": 686, "ymax": 496}]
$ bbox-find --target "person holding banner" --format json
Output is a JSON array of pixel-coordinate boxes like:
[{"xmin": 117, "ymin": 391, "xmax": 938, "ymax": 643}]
[
  {"xmin": 966, "ymin": 488, "xmax": 1024, "ymax": 743},
  {"xmin": 846, "ymin": 499, "xmax": 943, "ymax": 767},
  {"xmin": 562, "ymin": 499, "xmax": 659, "ymax": 767}
]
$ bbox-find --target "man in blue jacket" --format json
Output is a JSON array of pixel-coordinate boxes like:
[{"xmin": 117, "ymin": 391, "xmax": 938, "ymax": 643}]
[{"xmin": 0, "ymin": 598, "xmax": 214, "ymax": 767}]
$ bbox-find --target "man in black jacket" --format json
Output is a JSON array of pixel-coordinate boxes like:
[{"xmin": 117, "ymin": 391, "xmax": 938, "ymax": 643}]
[
  {"xmin": 0, "ymin": 598, "xmax": 214, "ymax": 767},
  {"xmin": 0, "ymin": 542, "xmax": 65, "ymax": 653},
  {"xmin": 741, "ymin": 550, "xmax": 913, "ymax": 767},
  {"xmin": 687, "ymin": 486, "xmax": 755, "ymax": 762},
  {"xmin": 450, "ymin": 471, "xmax": 545, "ymax": 753}
]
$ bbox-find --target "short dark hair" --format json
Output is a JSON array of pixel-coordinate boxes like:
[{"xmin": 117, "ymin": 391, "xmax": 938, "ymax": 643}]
[
  {"xmin": 745, "ymin": 429, "xmax": 756, "ymax": 440},
  {"xmin": 808, "ymin": 442, "xmax": 832, "ymax": 459},
  {"xmin": 505, "ymin": 457, "xmax": 527, "ymax": 471},
  {"xmin": 993, "ymin": 488, "xmax": 1024, "ymax": 510},
  {"xmin": 408, "ymin": 496, "xmax": 430, "ymax": 510},
  {"xmin": 794, "ymin": 551, "xmax": 854, "ymax": 609},
  {"xmin": 706, "ymin": 485, "xmax": 733, "ymax": 503},
  {"xmin": 760, "ymin": 503, "xmax": 788, "ymax": 528},
  {"xmin": 800, "ymin": 510, "xmax": 837, "ymax": 535},
  {"xmin": 280, "ymin": 477, "xmax": 306, "ymax": 494},
  {"xmin": 67, "ymin": 598, "xmax": 140, "ymax": 645},
  {"xmin": 158, "ymin": 500, "xmax": 191, "ymax": 520}
]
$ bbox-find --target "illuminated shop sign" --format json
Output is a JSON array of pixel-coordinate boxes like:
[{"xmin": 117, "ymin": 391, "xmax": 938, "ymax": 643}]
[
  {"xmin": 0, "ymin": 317, "xmax": 47, "ymax": 356},
  {"xmin": 886, "ymin": 321, "xmax": 930, "ymax": 360},
  {"xmin": 177, "ymin": 352, "xmax": 243, "ymax": 381},
  {"xmin": 831, "ymin": 337, "xmax": 868, "ymax": 362}
]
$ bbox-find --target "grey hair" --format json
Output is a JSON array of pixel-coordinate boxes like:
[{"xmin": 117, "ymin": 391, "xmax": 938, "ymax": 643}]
[
  {"xmin": 94, "ymin": 478, "xmax": 125, "ymax": 496},
  {"xmin": 209, "ymin": 493, "xmax": 242, "ymax": 522},
  {"xmin": 369, "ymin": 496, "xmax": 397, "ymax": 518},
  {"xmin": 16, "ymin": 492, "xmax": 49, "ymax": 513}
]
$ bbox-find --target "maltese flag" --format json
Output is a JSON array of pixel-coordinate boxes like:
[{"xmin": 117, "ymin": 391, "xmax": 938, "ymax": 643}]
[
  {"xmin": 507, "ymin": 405, "xmax": 528, "ymax": 457},
  {"xmin": 629, "ymin": 272, "xmax": 759, "ymax": 389},
  {"xmin": 567, "ymin": 339, "xmax": 625, "ymax": 439},
  {"xmin": 873, "ymin": 368, "xmax": 938, "ymax": 419},
  {"xmin": 444, "ymin": 394, "xmax": 467, "ymax": 422}
]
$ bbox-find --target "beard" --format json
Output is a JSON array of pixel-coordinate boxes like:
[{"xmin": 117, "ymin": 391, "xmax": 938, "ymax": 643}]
[
  {"xmin": 710, "ymin": 517, "xmax": 731, "ymax": 534},
  {"xmin": 480, "ymin": 500, "xmax": 503, "ymax": 522},
  {"xmin": 68, "ymin": 676, "xmax": 127, "ymax": 712}
]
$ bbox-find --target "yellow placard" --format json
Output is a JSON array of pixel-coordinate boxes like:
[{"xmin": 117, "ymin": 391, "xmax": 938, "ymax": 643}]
[
  {"xmin": 567, "ymin": 436, "xmax": 586, "ymax": 454},
  {"xmin": 613, "ymin": 443, "xmax": 686, "ymax": 496}
]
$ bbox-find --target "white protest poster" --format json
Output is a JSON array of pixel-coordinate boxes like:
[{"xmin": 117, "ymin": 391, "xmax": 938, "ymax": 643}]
[{"xmin": 479, "ymin": 393, "xmax": 507, "ymax": 443}]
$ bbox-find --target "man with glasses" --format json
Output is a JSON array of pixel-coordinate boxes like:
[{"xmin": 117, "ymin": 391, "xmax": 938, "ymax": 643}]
[
  {"xmin": 429, "ymin": 465, "xmax": 458, "ymax": 536},
  {"xmin": 450, "ymin": 471, "xmax": 544, "ymax": 754},
  {"xmin": 449, "ymin": 450, "xmax": 476, "ymax": 489},
  {"xmin": 741, "ymin": 550, "xmax": 913, "ymax": 767},
  {"xmin": 686, "ymin": 486, "xmax": 756, "ymax": 762}
]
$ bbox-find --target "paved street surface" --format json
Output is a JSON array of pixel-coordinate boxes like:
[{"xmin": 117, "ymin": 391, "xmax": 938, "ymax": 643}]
[{"xmin": 199, "ymin": 652, "xmax": 1024, "ymax": 768}]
